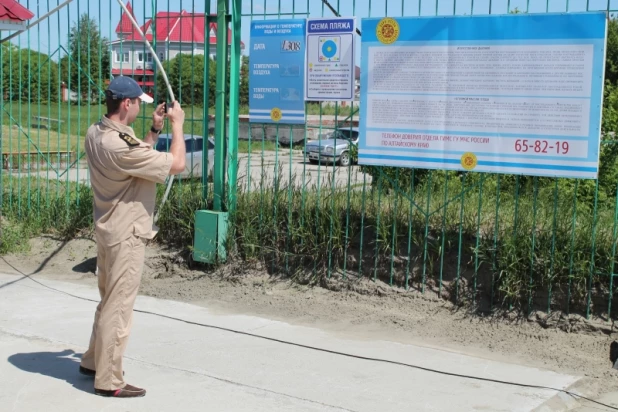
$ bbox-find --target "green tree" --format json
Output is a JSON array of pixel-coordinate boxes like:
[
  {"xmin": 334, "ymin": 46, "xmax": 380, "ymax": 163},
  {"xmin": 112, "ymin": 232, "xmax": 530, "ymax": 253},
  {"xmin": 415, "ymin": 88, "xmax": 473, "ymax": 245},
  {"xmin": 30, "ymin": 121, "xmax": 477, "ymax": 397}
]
[
  {"xmin": 66, "ymin": 14, "xmax": 110, "ymax": 102},
  {"xmin": 208, "ymin": 57, "xmax": 218, "ymax": 106},
  {"xmin": 156, "ymin": 54, "xmax": 207, "ymax": 106},
  {"xmin": 1, "ymin": 44, "xmax": 60, "ymax": 102},
  {"xmin": 239, "ymin": 55, "xmax": 249, "ymax": 106},
  {"xmin": 155, "ymin": 53, "xmax": 249, "ymax": 108},
  {"xmin": 606, "ymin": 18, "xmax": 618, "ymax": 86}
]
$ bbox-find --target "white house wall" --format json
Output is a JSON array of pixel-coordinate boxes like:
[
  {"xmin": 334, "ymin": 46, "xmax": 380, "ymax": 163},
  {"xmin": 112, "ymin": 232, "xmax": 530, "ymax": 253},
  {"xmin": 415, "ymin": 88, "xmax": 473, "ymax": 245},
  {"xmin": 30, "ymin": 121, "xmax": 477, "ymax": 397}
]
[
  {"xmin": 110, "ymin": 42, "xmax": 216, "ymax": 71},
  {"xmin": 164, "ymin": 43, "xmax": 206, "ymax": 60}
]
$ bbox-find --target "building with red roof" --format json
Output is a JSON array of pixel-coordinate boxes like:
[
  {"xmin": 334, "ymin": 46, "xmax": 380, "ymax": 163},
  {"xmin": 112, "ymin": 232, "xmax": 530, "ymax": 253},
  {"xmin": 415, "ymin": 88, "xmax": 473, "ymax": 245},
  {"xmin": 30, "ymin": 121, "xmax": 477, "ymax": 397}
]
[
  {"xmin": 0, "ymin": 0, "xmax": 34, "ymax": 31},
  {"xmin": 110, "ymin": 1, "xmax": 244, "ymax": 93}
]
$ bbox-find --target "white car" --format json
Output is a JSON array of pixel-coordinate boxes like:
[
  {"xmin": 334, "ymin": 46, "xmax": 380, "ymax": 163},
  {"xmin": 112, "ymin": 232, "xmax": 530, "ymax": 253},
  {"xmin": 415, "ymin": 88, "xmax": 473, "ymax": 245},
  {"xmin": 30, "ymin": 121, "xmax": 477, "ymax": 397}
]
[
  {"xmin": 155, "ymin": 134, "xmax": 215, "ymax": 179},
  {"xmin": 304, "ymin": 127, "xmax": 359, "ymax": 166}
]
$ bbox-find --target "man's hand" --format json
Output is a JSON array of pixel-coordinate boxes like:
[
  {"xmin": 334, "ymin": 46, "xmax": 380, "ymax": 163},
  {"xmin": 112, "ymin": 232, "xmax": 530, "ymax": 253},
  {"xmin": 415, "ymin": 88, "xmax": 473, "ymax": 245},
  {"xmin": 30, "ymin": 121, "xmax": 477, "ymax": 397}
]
[
  {"xmin": 167, "ymin": 101, "xmax": 187, "ymax": 175},
  {"xmin": 166, "ymin": 101, "xmax": 185, "ymax": 127},
  {"xmin": 152, "ymin": 102, "xmax": 166, "ymax": 131},
  {"xmin": 144, "ymin": 102, "xmax": 167, "ymax": 147}
]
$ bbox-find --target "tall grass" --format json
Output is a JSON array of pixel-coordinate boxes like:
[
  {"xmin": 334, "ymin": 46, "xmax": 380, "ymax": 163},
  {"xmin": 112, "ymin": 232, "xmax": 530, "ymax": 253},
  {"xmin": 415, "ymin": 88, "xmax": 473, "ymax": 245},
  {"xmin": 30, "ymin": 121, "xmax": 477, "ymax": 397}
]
[
  {"xmin": 228, "ymin": 172, "xmax": 615, "ymax": 314},
  {"xmin": 3, "ymin": 167, "xmax": 617, "ymax": 319},
  {"xmin": 0, "ymin": 178, "xmax": 93, "ymax": 254}
]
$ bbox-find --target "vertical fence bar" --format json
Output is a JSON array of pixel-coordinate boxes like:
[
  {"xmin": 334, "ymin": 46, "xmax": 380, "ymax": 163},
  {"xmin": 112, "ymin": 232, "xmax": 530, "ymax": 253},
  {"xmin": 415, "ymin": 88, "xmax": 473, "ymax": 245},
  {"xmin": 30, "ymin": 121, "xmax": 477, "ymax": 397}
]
[
  {"xmin": 439, "ymin": 174, "xmax": 449, "ymax": 297},
  {"xmin": 17, "ymin": 16, "xmax": 22, "ymax": 215},
  {"xmin": 421, "ymin": 171, "xmax": 433, "ymax": 293},
  {"xmin": 202, "ymin": 0, "xmax": 211, "ymax": 200},
  {"xmin": 567, "ymin": 181, "xmax": 579, "ymax": 315},
  {"xmin": 528, "ymin": 177, "xmax": 539, "ymax": 315},
  {"xmin": 258, "ymin": 124, "xmax": 265, "ymax": 264},
  {"xmin": 65, "ymin": 0, "xmax": 71, "ymax": 216},
  {"xmin": 286, "ymin": 0, "xmax": 297, "ymax": 273},
  {"xmin": 286, "ymin": 120, "xmax": 292, "ymax": 275},
  {"xmin": 8, "ymin": 23, "xmax": 13, "ymax": 210},
  {"xmin": 342, "ymin": 0, "xmax": 358, "ymax": 280},
  {"xmin": 456, "ymin": 174, "xmax": 466, "ymax": 305},
  {"xmin": 473, "ymin": 176, "xmax": 484, "ymax": 306},
  {"xmin": 587, "ymin": 180, "xmax": 601, "ymax": 319},
  {"xmin": 298, "ymin": 0, "xmax": 310, "ymax": 277},
  {"xmin": 213, "ymin": 0, "xmax": 229, "ymax": 212},
  {"xmin": 362, "ymin": 0, "xmax": 372, "ymax": 281},
  {"xmin": 76, "ymin": 0, "xmax": 81, "ymax": 207},
  {"xmin": 7, "ymin": 23, "xmax": 12, "ymax": 210},
  {"xmin": 228, "ymin": 0, "xmax": 242, "ymax": 215},
  {"xmin": 405, "ymin": 170, "xmax": 416, "ymax": 290},
  {"xmin": 36, "ymin": 0, "xmax": 41, "ymax": 216},
  {"xmin": 327, "ymin": 104, "xmax": 339, "ymax": 279},
  {"xmin": 176, "ymin": 0, "xmax": 184, "ymax": 207},
  {"xmin": 491, "ymin": 174, "xmax": 501, "ymax": 310},
  {"xmin": 57, "ymin": 0, "xmax": 63, "ymax": 199},
  {"xmin": 608, "ymin": 183, "xmax": 618, "ymax": 319},
  {"xmin": 548, "ymin": 179, "xmax": 559, "ymax": 314},
  {"xmin": 271, "ymin": 3, "xmax": 282, "ymax": 273},
  {"xmin": 272, "ymin": 121, "xmax": 279, "ymax": 275},
  {"xmin": 373, "ymin": 172, "xmax": 383, "ymax": 282},
  {"xmin": 389, "ymin": 169, "xmax": 400, "ymax": 286},
  {"xmin": 358, "ymin": 171, "xmax": 368, "ymax": 278},
  {"xmin": 313, "ymin": 105, "xmax": 322, "ymax": 279},
  {"xmin": 26, "ymin": 0, "xmax": 32, "ymax": 210}
]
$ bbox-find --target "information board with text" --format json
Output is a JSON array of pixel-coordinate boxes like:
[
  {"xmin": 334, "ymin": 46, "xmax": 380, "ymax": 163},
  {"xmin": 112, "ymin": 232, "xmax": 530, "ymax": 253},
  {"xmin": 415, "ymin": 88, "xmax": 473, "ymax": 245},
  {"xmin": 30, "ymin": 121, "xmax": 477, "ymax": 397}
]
[
  {"xmin": 358, "ymin": 13, "xmax": 607, "ymax": 179},
  {"xmin": 249, "ymin": 19, "xmax": 306, "ymax": 124}
]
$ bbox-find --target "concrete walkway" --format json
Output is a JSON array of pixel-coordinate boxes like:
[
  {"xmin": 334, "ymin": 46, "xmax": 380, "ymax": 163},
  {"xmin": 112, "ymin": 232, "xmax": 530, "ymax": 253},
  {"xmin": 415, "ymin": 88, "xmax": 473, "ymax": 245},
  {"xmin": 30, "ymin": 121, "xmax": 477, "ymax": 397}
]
[{"xmin": 0, "ymin": 273, "xmax": 584, "ymax": 412}]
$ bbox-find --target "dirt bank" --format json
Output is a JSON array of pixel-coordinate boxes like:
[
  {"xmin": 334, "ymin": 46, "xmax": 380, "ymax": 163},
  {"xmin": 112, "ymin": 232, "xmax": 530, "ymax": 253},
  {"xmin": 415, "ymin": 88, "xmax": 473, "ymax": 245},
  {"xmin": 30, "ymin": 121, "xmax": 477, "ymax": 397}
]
[{"xmin": 1, "ymin": 235, "xmax": 617, "ymax": 398}]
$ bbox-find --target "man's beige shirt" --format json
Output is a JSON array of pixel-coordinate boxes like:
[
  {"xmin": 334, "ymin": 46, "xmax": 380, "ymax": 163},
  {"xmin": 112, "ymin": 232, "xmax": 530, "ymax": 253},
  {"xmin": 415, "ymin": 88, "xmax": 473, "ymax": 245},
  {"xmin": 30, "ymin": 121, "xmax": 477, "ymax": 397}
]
[{"xmin": 85, "ymin": 116, "xmax": 173, "ymax": 246}]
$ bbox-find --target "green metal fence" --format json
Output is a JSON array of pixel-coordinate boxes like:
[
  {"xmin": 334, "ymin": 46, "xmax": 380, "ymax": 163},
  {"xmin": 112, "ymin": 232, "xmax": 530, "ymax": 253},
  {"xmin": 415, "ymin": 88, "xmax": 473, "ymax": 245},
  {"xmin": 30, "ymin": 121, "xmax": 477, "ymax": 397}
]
[{"xmin": 2, "ymin": 0, "xmax": 618, "ymax": 320}]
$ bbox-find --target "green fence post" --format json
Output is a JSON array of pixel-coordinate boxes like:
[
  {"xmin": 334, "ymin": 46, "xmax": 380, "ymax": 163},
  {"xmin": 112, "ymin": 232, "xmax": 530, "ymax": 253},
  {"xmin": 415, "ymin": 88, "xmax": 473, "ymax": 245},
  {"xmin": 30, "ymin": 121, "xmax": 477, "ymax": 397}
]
[
  {"xmin": 202, "ymin": 1, "xmax": 212, "ymax": 200},
  {"xmin": 214, "ymin": 0, "xmax": 229, "ymax": 212},
  {"xmin": 193, "ymin": 0, "xmax": 232, "ymax": 264},
  {"xmin": 227, "ymin": 0, "xmax": 242, "ymax": 215}
]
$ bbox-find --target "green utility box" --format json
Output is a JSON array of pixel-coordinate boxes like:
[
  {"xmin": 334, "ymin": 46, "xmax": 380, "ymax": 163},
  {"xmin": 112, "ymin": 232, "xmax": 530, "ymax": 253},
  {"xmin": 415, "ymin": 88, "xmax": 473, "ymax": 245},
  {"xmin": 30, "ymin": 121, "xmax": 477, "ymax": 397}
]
[{"xmin": 193, "ymin": 210, "xmax": 228, "ymax": 263}]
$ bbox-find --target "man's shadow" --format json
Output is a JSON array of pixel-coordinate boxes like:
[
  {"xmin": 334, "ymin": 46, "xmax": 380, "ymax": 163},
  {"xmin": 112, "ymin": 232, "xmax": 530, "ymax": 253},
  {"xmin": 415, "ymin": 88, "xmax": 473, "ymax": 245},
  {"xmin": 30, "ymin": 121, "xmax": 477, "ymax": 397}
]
[{"xmin": 8, "ymin": 349, "xmax": 94, "ymax": 394}]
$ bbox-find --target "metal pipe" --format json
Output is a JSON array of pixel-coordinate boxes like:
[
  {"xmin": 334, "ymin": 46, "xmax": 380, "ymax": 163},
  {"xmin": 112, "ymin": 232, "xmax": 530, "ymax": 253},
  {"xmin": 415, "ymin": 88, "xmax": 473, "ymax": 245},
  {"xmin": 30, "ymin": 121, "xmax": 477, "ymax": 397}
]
[{"xmin": 115, "ymin": 0, "xmax": 175, "ymax": 223}]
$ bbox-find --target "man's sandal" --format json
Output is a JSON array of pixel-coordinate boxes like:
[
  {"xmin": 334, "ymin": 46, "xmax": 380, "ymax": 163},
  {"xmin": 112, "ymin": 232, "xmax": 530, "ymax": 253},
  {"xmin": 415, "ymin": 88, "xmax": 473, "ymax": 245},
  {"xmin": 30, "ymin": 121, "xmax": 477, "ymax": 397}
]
[{"xmin": 94, "ymin": 384, "xmax": 146, "ymax": 398}]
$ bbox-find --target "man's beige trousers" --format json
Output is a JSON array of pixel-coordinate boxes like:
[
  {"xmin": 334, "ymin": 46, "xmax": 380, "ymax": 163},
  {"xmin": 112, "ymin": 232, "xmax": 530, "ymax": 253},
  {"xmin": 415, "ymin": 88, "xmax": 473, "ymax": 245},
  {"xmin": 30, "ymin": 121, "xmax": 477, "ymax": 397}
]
[{"xmin": 80, "ymin": 233, "xmax": 146, "ymax": 390}]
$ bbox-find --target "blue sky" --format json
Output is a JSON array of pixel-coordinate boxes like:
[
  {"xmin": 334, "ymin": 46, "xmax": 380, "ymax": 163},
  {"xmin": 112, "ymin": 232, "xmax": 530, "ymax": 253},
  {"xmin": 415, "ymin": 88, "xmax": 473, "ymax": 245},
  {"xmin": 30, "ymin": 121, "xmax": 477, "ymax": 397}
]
[{"xmin": 6, "ymin": 0, "xmax": 617, "ymax": 63}]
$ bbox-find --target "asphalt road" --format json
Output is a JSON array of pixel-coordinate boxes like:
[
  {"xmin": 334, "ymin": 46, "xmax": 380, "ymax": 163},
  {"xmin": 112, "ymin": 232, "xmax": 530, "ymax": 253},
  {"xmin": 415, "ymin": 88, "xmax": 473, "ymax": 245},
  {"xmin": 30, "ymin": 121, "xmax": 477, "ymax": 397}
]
[{"xmin": 3, "ymin": 150, "xmax": 372, "ymax": 191}]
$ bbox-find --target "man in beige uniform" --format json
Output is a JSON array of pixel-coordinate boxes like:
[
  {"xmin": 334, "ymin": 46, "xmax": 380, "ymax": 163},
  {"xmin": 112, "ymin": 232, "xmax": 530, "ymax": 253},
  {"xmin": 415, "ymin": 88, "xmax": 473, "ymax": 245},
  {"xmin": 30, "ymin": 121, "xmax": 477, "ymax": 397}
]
[{"xmin": 78, "ymin": 76, "xmax": 186, "ymax": 398}]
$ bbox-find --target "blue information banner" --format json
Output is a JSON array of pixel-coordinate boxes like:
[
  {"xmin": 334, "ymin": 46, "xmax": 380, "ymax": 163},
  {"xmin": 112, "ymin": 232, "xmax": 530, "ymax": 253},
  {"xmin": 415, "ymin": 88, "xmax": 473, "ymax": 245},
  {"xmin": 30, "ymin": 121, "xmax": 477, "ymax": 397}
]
[
  {"xmin": 249, "ymin": 19, "xmax": 306, "ymax": 124},
  {"xmin": 359, "ymin": 12, "xmax": 607, "ymax": 179}
]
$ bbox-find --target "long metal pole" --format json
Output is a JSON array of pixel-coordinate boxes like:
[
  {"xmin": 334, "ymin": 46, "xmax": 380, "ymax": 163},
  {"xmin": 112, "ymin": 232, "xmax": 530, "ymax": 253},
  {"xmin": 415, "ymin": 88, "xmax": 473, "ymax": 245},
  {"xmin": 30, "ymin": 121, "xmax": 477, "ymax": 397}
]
[{"xmin": 114, "ymin": 0, "xmax": 176, "ymax": 223}]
